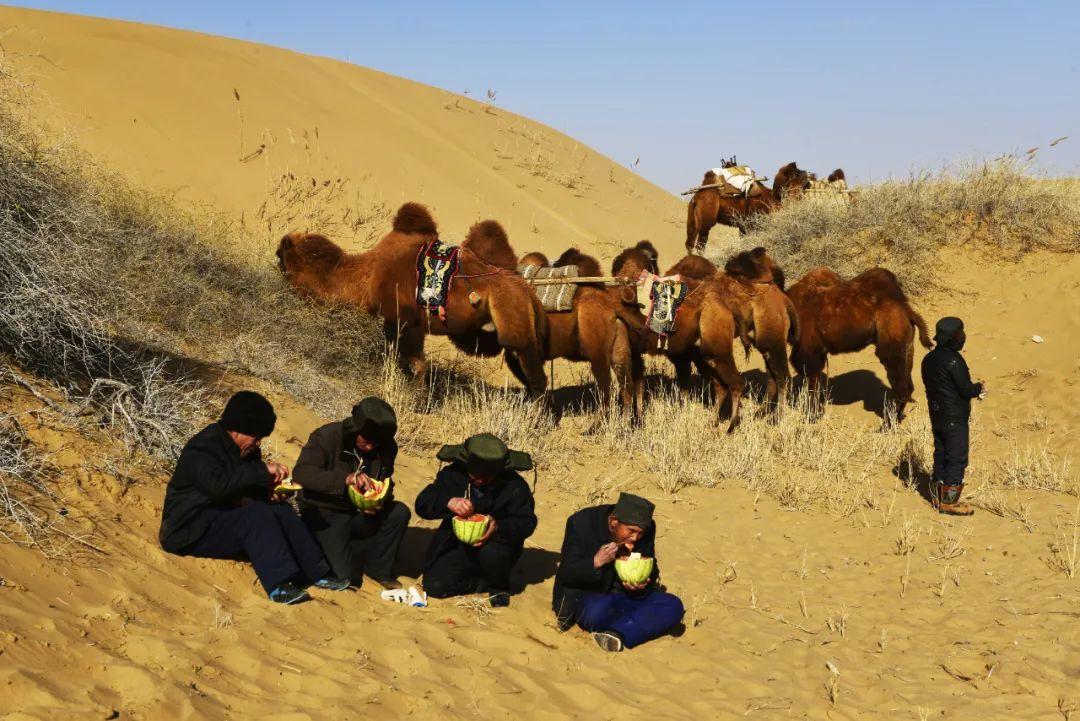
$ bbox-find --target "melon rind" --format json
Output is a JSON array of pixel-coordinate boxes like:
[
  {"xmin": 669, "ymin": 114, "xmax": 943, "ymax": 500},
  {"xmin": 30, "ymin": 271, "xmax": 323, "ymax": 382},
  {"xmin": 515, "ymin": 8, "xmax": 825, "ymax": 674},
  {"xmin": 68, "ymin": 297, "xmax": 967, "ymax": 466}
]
[
  {"xmin": 347, "ymin": 479, "xmax": 390, "ymax": 510},
  {"xmin": 452, "ymin": 516, "xmax": 490, "ymax": 544},
  {"xmin": 614, "ymin": 555, "xmax": 654, "ymax": 584}
]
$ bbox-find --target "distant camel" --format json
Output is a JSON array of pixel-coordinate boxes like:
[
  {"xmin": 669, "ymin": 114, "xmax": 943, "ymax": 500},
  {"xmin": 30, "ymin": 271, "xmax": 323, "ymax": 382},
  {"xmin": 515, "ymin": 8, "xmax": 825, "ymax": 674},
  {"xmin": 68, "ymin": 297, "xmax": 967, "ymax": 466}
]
[
  {"xmin": 786, "ymin": 267, "xmax": 932, "ymax": 421},
  {"xmin": 685, "ymin": 162, "xmax": 812, "ymax": 253},
  {"xmin": 276, "ymin": 202, "xmax": 548, "ymax": 397}
]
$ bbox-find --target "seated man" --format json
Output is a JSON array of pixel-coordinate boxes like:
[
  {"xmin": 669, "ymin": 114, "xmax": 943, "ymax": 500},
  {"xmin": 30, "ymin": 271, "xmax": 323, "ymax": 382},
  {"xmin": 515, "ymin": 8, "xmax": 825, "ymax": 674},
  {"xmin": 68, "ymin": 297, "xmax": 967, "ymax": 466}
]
[
  {"xmin": 553, "ymin": 493, "xmax": 684, "ymax": 652},
  {"xmin": 159, "ymin": 391, "xmax": 349, "ymax": 604},
  {"xmin": 415, "ymin": 433, "xmax": 536, "ymax": 607},
  {"xmin": 293, "ymin": 397, "xmax": 410, "ymax": 589}
]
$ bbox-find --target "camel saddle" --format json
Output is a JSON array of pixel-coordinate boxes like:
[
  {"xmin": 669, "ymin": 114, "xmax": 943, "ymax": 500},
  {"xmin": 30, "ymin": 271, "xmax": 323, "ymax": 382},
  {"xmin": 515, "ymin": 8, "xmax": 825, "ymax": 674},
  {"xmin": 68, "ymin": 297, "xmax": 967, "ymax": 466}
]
[
  {"xmin": 416, "ymin": 239, "xmax": 461, "ymax": 321},
  {"xmin": 710, "ymin": 165, "xmax": 759, "ymax": 196},
  {"xmin": 639, "ymin": 271, "xmax": 689, "ymax": 346},
  {"xmin": 518, "ymin": 264, "xmax": 580, "ymax": 312}
]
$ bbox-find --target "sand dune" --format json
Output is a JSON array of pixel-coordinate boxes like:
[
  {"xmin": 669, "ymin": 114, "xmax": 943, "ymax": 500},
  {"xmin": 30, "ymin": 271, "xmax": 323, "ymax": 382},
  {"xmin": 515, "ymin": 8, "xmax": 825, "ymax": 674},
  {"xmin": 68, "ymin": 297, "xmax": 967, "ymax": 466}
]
[
  {"xmin": 0, "ymin": 7, "xmax": 1078, "ymax": 721},
  {"xmin": 0, "ymin": 6, "xmax": 691, "ymax": 259}
]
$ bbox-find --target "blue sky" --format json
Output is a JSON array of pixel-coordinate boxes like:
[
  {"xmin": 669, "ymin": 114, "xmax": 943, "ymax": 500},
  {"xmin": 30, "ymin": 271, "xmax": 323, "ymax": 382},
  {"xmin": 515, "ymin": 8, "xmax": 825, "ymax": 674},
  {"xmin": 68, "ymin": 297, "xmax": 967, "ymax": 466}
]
[{"xmin": 10, "ymin": 1, "xmax": 1079, "ymax": 192}]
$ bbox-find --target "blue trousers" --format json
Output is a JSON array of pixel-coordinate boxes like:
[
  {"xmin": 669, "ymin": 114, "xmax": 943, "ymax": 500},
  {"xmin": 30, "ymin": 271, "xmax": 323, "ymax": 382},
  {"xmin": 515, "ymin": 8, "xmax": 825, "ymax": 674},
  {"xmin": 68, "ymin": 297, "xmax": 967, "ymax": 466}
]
[
  {"xmin": 183, "ymin": 503, "xmax": 330, "ymax": 595},
  {"xmin": 576, "ymin": 590, "xmax": 684, "ymax": 649}
]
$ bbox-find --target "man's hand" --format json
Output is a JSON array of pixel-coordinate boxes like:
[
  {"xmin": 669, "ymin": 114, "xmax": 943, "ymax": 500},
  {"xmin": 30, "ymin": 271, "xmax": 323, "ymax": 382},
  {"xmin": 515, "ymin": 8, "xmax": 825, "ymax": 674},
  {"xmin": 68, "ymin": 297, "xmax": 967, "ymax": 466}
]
[
  {"xmin": 265, "ymin": 462, "xmax": 289, "ymax": 485},
  {"xmin": 346, "ymin": 472, "xmax": 374, "ymax": 493},
  {"xmin": 979, "ymin": 380, "xmax": 988, "ymax": 397},
  {"xmin": 447, "ymin": 497, "xmax": 474, "ymax": 518},
  {"xmin": 473, "ymin": 517, "xmax": 498, "ymax": 547},
  {"xmin": 621, "ymin": 580, "xmax": 648, "ymax": 592},
  {"xmin": 593, "ymin": 542, "xmax": 619, "ymax": 569}
]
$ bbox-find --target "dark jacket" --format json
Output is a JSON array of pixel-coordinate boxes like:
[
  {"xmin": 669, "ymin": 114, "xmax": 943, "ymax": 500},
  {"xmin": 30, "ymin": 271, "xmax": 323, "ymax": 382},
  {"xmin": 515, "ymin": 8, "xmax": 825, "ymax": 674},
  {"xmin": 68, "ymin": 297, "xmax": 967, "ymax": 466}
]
[
  {"xmin": 551, "ymin": 504, "xmax": 661, "ymax": 626},
  {"xmin": 414, "ymin": 462, "xmax": 537, "ymax": 566},
  {"xmin": 921, "ymin": 346, "xmax": 982, "ymax": 427},
  {"xmin": 159, "ymin": 423, "xmax": 271, "ymax": 553},
  {"xmin": 292, "ymin": 421, "xmax": 397, "ymax": 512}
]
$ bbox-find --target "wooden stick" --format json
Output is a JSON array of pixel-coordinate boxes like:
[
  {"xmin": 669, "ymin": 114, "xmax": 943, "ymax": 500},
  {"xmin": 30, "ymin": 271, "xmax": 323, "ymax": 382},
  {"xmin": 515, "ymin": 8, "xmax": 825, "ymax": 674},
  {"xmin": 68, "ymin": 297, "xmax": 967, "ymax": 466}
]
[
  {"xmin": 524, "ymin": 276, "xmax": 633, "ymax": 286},
  {"xmin": 680, "ymin": 182, "xmax": 745, "ymax": 196}
]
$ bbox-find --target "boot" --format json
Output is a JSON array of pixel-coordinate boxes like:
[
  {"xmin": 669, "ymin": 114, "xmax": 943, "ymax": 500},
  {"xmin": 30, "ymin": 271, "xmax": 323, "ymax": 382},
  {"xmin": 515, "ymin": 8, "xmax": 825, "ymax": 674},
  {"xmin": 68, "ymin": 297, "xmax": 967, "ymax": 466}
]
[{"xmin": 932, "ymin": 483, "xmax": 975, "ymax": 516}]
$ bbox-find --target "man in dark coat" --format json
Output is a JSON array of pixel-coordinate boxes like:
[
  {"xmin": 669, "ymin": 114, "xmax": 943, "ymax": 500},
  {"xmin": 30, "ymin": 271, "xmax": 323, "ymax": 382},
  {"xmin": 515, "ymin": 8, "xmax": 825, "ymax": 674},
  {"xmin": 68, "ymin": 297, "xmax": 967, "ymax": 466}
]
[
  {"xmin": 415, "ymin": 433, "xmax": 537, "ymax": 607},
  {"xmin": 293, "ymin": 397, "xmax": 411, "ymax": 589},
  {"xmin": 553, "ymin": 493, "xmax": 684, "ymax": 652},
  {"xmin": 921, "ymin": 317, "xmax": 985, "ymax": 516},
  {"xmin": 159, "ymin": 391, "xmax": 348, "ymax": 604}
]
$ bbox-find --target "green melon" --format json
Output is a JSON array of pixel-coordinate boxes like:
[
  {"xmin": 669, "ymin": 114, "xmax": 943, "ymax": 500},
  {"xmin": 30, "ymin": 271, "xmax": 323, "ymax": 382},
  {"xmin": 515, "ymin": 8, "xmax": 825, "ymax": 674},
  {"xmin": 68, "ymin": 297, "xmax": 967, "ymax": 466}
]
[
  {"xmin": 347, "ymin": 478, "xmax": 390, "ymax": 511},
  {"xmin": 614, "ymin": 553, "xmax": 654, "ymax": 584},
  {"xmin": 452, "ymin": 514, "xmax": 490, "ymax": 544}
]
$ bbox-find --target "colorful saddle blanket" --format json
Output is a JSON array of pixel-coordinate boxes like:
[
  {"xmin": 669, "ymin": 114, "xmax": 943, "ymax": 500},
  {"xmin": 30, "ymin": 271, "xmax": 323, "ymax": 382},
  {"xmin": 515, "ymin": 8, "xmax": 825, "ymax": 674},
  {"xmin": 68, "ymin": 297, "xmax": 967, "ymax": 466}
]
[
  {"xmin": 639, "ymin": 271, "xmax": 689, "ymax": 343},
  {"xmin": 518, "ymin": 264, "xmax": 580, "ymax": 312},
  {"xmin": 415, "ymin": 239, "xmax": 460, "ymax": 321}
]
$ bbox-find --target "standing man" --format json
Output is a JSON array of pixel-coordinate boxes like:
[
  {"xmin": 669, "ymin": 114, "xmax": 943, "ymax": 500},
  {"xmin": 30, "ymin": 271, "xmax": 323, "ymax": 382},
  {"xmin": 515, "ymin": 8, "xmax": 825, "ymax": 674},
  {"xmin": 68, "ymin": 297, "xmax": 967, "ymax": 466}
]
[
  {"xmin": 553, "ymin": 493, "xmax": 684, "ymax": 652},
  {"xmin": 415, "ymin": 434, "xmax": 537, "ymax": 607},
  {"xmin": 159, "ymin": 391, "xmax": 349, "ymax": 604},
  {"xmin": 921, "ymin": 317, "xmax": 985, "ymax": 516},
  {"xmin": 293, "ymin": 397, "xmax": 411, "ymax": 589}
]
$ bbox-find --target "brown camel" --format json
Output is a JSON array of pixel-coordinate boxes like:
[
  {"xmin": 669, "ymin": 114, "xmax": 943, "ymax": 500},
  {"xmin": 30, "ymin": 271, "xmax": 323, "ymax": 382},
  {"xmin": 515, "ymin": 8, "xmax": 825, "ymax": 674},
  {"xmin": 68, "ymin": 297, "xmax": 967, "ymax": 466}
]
[
  {"xmin": 611, "ymin": 246, "xmax": 745, "ymax": 432},
  {"xmin": 685, "ymin": 162, "xmax": 812, "ymax": 254},
  {"xmin": 276, "ymin": 202, "xmax": 548, "ymax": 397},
  {"xmin": 786, "ymin": 267, "xmax": 933, "ymax": 421},
  {"xmin": 534, "ymin": 247, "xmax": 647, "ymax": 419},
  {"xmin": 518, "ymin": 251, "xmax": 550, "ymax": 268}
]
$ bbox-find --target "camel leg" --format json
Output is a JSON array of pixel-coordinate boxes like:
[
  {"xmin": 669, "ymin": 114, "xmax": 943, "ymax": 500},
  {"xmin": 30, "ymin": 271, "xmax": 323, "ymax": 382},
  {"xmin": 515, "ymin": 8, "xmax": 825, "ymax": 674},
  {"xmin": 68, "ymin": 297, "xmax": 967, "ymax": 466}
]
[
  {"xmin": 503, "ymin": 351, "xmax": 531, "ymax": 390},
  {"xmin": 703, "ymin": 355, "xmax": 744, "ymax": 433},
  {"xmin": 878, "ymin": 346, "xmax": 913, "ymax": 426},
  {"xmin": 630, "ymin": 350, "xmax": 645, "ymax": 424},
  {"xmin": 763, "ymin": 348, "xmax": 791, "ymax": 418},
  {"xmin": 670, "ymin": 352, "xmax": 694, "ymax": 398},
  {"xmin": 488, "ymin": 293, "xmax": 548, "ymax": 399},
  {"xmin": 511, "ymin": 349, "xmax": 548, "ymax": 400},
  {"xmin": 391, "ymin": 321, "xmax": 427, "ymax": 379},
  {"xmin": 608, "ymin": 321, "xmax": 637, "ymax": 421}
]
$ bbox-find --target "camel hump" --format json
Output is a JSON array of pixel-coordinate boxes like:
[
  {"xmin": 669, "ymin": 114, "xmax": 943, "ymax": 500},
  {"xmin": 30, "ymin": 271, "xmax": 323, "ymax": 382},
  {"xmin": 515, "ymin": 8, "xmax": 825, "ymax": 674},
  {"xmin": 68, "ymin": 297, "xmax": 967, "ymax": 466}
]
[
  {"xmin": 724, "ymin": 246, "xmax": 779, "ymax": 283},
  {"xmin": 634, "ymin": 240, "xmax": 659, "ymax": 262},
  {"xmin": 554, "ymin": 247, "xmax": 603, "ymax": 277},
  {"xmin": 393, "ymin": 202, "xmax": 438, "ymax": 235},
  {"xmin": 279, "ymin": 231, "xmax": 345, "ymax": 270},
  {"xmin": 463, "ymin": 219, "xmax": 517, "ymax": 270},
  {"xmin": 828, "ymin": 168, "xmax": 846, "ymax": 183},
  {"xmin": 666, "ymin": 254, "xmax": 716, "ymax": 280}
]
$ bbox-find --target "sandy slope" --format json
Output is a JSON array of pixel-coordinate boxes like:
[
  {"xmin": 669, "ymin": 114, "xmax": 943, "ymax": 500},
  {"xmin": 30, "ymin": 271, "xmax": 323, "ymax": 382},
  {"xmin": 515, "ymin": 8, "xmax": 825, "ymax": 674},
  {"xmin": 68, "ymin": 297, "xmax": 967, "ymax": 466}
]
[
  {"xmin": 1, "ymin": 6, "xmax": 1079, "ymax": 721},
  {"xmin": 0, "ymin": 6, "xmax": 690, "ymax": 260}
]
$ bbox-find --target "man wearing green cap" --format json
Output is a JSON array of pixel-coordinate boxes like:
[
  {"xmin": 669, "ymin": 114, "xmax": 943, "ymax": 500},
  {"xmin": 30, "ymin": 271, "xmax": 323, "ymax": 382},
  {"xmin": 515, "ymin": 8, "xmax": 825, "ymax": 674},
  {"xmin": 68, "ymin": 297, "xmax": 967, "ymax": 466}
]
[
  {"xmin": 553, "ymin": 492, "xmax": 684, "ymax": 652},
  {"xmin": 921, "ymin": 317, "xmax": 985, "ymax": 516},
  {"xmin": 415, "ymin": 433, "xmax": 537, "ymax": 607},
  {"xmin": 293, "ymin": 397, "xmax": 411, "ymax": 589},
  {"xmin": 160, "ymin": 391, "xmax": 349, "ymax": 604}
]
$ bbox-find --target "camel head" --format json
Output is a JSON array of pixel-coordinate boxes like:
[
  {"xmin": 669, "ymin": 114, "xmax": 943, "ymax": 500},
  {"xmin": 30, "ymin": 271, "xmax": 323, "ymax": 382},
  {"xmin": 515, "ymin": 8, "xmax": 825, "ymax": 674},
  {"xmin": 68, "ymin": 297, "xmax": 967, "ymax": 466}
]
[
  {"xmin": 519, "ymin": 251, "xmax": 550, "ymax": 269},
  {"xmin": 773, "ymin": 162, "xmax": 812, "ymax": 200},
  {"xmin": 276, "ymin": 231, "xmax": 346, "ymax": 293},
  {"xmin": 611, "ymin": 242, "xmax": 658, "ymax": 280}
]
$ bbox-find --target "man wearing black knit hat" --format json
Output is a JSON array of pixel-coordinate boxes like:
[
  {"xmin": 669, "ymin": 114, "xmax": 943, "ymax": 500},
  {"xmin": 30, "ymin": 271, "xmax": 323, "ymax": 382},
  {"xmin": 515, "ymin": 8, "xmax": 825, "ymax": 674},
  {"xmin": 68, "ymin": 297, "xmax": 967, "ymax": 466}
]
[
  {"xmin": 553, "ymin": 492, "xmax": 684, "ymax": 652},
  {"xmin": 293, "ymin": 397, "xmax": 410, "ymax": 589},
  {"xmin": 921, "ymin": 317, "xmax": 985, "ymax": 516},
  {"xmin": 159, "ymin": 391, "xmax": 350, "ymax": 604}
]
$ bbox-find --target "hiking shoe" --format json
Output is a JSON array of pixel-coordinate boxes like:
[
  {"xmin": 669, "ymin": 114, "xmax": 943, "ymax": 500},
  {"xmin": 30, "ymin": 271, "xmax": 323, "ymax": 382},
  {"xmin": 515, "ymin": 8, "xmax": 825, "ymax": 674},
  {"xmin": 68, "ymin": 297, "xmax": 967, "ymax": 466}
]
[
  {"xmin": 367, "ymin": 575, "xmax": 402, "ymax": 590},
  {"xmin": 488, "ymin": 592, "xmax": 511, "ymax": 608},
  {"xmin": 593, "ymin": 631, "xmax": 624, "ymax": 652},
  {"xmin": 932, "ymin": 483, "xmax": 975, "ymax": 517},
  {"xmin": 269, "ymin": 582, "xmax": 310, "ymax": 605},
  {"xmin": 313, "ymin": 576, "xmax": 352, "ymax": 591}
]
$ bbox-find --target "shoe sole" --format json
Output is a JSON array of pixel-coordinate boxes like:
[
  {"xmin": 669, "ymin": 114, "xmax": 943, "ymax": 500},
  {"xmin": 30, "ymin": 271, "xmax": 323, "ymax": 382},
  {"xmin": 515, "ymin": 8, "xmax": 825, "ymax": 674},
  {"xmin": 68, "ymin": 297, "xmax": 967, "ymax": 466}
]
[{"xmin": 593, "ymin": 632, "xmax": 623, "ymax": 652}]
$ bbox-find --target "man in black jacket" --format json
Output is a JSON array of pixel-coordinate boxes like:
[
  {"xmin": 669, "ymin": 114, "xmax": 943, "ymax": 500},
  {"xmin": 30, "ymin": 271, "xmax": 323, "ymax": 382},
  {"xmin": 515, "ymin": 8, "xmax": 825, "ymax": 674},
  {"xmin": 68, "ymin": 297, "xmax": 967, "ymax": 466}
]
[
  {"xmin": 293, "ymin": 397, "xmax": 411, "ymax": 589},
  {"xmin": 415, "ymin": 434, "xmax": 537, "ymax": 607},
  {"xmin": 921, "ymin": 317, "xmax": 985, "ymax": 516},
  {"xmin": 159, "ymin": 391, "xmax": 348, "ymax": 604},
  {"xmin": 553, "ymin": 493, "xmax": 684, "ymax": 652}
]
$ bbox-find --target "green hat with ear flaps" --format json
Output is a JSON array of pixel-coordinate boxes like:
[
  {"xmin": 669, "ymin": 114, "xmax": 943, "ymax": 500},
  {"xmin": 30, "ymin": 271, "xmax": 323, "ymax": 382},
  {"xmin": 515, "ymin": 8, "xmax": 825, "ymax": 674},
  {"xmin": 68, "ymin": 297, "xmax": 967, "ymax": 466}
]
[{"xmin": 436, "ymin": 433, "xmax": 533, "ymax": 477}]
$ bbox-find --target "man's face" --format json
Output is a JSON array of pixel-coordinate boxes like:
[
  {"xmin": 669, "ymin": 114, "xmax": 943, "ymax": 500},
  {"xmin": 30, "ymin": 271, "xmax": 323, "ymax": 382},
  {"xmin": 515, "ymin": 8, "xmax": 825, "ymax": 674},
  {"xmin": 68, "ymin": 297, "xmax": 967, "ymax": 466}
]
[
  {"xmin": 355, "ymin": 433, "xmax": 376, "ymax": 453},
  {"xmin": 468, "ymin": 471, "xmax": 496, "ymax": 487},
  {"xmin": 608, "ymin": 515, "xmax": 645, "ymax": 548},
  {"xmin": 228, "ymin": 431, "xmax": 262, "ymax": 457}
]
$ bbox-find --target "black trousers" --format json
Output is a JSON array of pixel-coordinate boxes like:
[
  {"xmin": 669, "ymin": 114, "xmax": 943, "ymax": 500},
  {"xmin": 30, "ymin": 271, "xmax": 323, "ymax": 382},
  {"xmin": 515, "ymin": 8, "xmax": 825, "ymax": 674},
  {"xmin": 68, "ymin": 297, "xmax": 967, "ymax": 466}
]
[
  {"xmin": 423, "ymin": 541, "xmax": 522, "ymax": 598},
  {"xmin": 932, "ymin": 420, "xmax": 970, "ymax": 484},
  {"xmin": 300, "ymin": 501, "xmax": 411, "ymax": 584},
  {"xmin": 183, "ymin": 502, "xmax": 330, "ymax": 594}
]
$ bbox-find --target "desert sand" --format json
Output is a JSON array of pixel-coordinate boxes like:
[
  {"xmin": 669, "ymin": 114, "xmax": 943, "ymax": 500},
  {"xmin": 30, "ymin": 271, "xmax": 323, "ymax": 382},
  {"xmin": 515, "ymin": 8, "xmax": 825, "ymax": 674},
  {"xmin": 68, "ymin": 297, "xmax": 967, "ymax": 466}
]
[{"xmin": 1, "ymin": 7, "xmax": 1078, "ymax": 721}]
